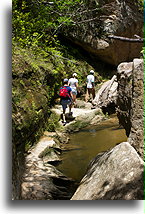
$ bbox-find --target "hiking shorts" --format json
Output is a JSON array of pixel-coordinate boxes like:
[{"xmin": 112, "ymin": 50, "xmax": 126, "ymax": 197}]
[
  {"xmin": 60, "ymin": 99, "xmax": 72, "ymax": 111},
  {"xmin": 71, "ymin": 88, "xmax": 77, "ymax": 95}
]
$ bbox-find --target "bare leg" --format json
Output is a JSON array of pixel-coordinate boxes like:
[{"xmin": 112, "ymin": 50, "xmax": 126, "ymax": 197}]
[
  {"xmin": 86, "ymin": 88, "xmax": 92, "ymax": 102},
  {"xmin": 85, "ymin": 88, "xmax": 89, "ymax": 102},
  {"xmin": 73, "ymin": 94, "xmax": 77, "ymax": 106},
  {"xmin": 92, "ymin": 88, "xmax": 95, "ymax": 100},
  {"xmin": 62, "ymin": 108, "xmax": 66, "ymax": 123},
  {"xmin": 69, "ymin": 103, "xmax": 72, "ymax": 114}
]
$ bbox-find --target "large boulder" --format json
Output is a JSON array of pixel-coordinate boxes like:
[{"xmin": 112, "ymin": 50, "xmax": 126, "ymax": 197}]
[
  {"xmin": 71, "ymin": 142, "xmax": 144, "ymax": 200},
  {"xmin": 62, "ymin": 0, "xmax": 143, "ymax": 65},
  {"xmin": 116, "ymin": 59, "xmax": 144, "ymax": 159},
  {"xmin": 92, "ymin": 75, "xmax": 118, "ymax": 114}
]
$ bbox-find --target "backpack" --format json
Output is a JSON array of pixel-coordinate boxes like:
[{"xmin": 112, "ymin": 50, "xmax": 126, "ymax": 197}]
[{"xmin": 59, "ymin": 86, "xmax": 70, "ymax": 98}]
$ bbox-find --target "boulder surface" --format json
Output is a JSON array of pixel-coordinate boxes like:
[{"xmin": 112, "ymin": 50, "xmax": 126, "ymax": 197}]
[
  {"xmin": 117, "ymin": 59, "xmax": 144, "ymax": 158},
  {"xmin": 71, "ymin": 142, "xmax": 144, "ymax": 200}
]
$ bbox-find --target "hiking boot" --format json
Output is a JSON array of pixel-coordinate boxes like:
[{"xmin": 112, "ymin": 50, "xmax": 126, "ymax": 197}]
[
  {"xmin": 73, "ymin": 103, "xmax": 77, "ymax": 108},
  {"xmin": 91, "ymin": 106, "xmax": 96, "ymax": 109},
  {"xmin": 68, "ymin": 112, "xmax": 73, "ymax": 116},
  {"xmin": 62, "ymin": 121, "xmax": 67, "ymax": 126}
]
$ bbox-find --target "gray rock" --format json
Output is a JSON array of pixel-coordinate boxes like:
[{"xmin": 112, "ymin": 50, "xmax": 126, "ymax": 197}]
[
  {"xmin": 71, "ymin": 142, "xmax": 144, "ymax": 200},
  {"xmin": 75, "ymin": 100, "xmax": 92, "ymax": 109},
  {"xmin": 52, "ymin": 106, "xmax": 104, "ymax": 133},
  {"xmin": 116, "ymin": 62, "xmax": 133, "ymax": 136},
  {"xmin": 22, "ymin": 161, "xmax": 74, "ymax": 200},
  {"xmin": 128, "ymin": 59, "xmax": 144, "ymax": 159},
  {"xmin": 92, "ymin": 75, "xmax": 118, "ymax": 113},
  {"xmin": 117, "ymin": 59, "xmax": 144, "ymax": 158},
  {"xmin": 21, "ymin": 135, "xmax": 74, "ymax": 200}
]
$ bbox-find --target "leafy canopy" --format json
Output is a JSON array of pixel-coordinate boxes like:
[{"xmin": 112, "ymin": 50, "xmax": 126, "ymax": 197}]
[{"xmin": 12, "ymin": 0, "xmax": 84, "ymax": 48}]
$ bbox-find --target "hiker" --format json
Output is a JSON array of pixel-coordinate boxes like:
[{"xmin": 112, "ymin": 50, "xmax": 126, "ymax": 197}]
[
  {"xmin": 59, "ymin": 78, "xmax": 73, "ymax": 125},
  {"xmin": 85, "ymin": 70, "xmax": 95, "ymax": 102},
  {"xmin": 68, "ymin": 73, "xmax": 79, "ymax": 107}
]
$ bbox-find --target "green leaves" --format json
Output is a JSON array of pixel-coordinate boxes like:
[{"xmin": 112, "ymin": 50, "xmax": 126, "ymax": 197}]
[
  {"xmin": 12, "ymin": 0, "xmax": 84, "ymax": 48},
  {"xmin": 135, "ymin": 0, "xmax": 144, "ymax": 10}
]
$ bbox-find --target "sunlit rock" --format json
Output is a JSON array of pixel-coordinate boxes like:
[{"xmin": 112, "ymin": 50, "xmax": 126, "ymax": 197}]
[{"xmin": 71, "ymin": 142, "xmax": 144, "ymax": 200}]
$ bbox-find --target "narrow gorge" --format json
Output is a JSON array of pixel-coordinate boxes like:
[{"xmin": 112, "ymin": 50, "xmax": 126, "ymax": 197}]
[{"xmin": 12, "ymin": 0, "xmax": 144, "ymax": 200}]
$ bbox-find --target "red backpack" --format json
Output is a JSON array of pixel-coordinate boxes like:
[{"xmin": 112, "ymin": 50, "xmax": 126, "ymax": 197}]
[{"xmin": 59, "ymin": 86, "xmax": 70, "ymax": 98}]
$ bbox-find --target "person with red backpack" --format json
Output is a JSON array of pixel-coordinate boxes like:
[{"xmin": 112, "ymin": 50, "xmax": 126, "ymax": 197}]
[{"xmin": 59, "ymin": 78, "xmax": 73, "ymax": 125}]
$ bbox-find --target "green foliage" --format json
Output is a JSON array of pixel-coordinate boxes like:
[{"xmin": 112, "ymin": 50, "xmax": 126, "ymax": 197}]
[
  {"xmin": 47, "ymin": 112, "xmax": 61, "ymax": 132},
  {"xmin": 136, "ymin": 0, "xmax": 144, "ymax": 10},
  {"xmin": 25, "ymin": 140, "xmax": 33, "ymax": 152},
  {"xmin": 143, "ymin": 51, "xmax": 145, "ymax": 164},
  {"xmin": 12, "ymin": 0, "xmax": 110, "ymax": 150},
  {"xmin": 12, "ymin": 0, "xmax": 84, "ymax": 48},
  {"xmin": 12, "ymin": 41, "xmax": 99, "ymax": 147}
]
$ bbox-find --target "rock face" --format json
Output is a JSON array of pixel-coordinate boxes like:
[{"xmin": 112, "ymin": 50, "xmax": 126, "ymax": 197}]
[
  {"xmin": 117, "ymin": 59, "xmax": 144, "ymax": 158},
  {"xmin": 21, "ymin": 133, "xmax": 75, "ymax": 200},
  {"xmin": 71, "ymin": 142, "xmax": 144, "ymax": 200},
  {"xmin": 92, "ymin": 75, "xmax": 118, "ymax": 114},
  {"xmin": 62, "ymin": 0, "xmax": 143, "ymax": 65}
]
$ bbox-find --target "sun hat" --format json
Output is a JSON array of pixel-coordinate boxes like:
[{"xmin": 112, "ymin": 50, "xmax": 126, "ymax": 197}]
[
  {"xmin": 73, "ymin": 73, "xmax": 77, "ymax": 77},
  {"xmin": 90, "ymin": 70, "xmax": 94, "ymax": 74},
  {"xmin": 63, "ymin": 78, "xmax": 68, "ymax": 83}
]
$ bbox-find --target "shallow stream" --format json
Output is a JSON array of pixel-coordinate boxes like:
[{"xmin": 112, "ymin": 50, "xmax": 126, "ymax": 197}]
[{"xmin": 56, "ymin": 116, "xmax": 127, "ymax": 182}]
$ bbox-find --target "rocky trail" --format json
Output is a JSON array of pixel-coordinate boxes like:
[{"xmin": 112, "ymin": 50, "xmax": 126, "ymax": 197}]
[{"xmin": 21, "ymin": 99, "xmax": 105, "ymax": 200}]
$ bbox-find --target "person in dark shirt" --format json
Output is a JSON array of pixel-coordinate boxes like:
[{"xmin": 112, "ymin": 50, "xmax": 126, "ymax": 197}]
[{"xmin": 60, "ymin": 78, "xmax": 73, "ymax": 125}]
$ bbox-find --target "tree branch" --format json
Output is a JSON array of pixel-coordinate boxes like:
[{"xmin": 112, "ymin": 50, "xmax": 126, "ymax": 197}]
[
  {"xmin": 73, "ymin": 17, "xmax": 99, "ymax": 24},
  {"xmin": 108, "ymin": 35, "xmax": 144, "ymax": 43}
]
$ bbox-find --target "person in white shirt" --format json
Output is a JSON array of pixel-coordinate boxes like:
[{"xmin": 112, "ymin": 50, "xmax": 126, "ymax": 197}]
[
  {"xmin": 68, "ymin": 73, "xmax": 79, "ymax": 106},
  {"xmin": 85, "ymin": 70, "xmax": 95, "ymax": 102}
]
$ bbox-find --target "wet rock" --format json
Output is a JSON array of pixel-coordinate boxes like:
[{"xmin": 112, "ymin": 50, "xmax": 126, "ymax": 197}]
[
  {"xmin": 55, "ymin": 131, "xmax": 70, "ymax": 144},
  {"xmin": 71, "ymin": 142, "xmax": 144, "ymax": 200},
  {"xmin": 42, "ymin": 151, "xmax": 60, "ymax": 164}
]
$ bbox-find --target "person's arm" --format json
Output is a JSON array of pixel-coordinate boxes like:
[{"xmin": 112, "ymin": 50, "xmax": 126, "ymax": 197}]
[
  {"xmin": 92, "ymin": 82, "xmax": 94, "ymax": 88},
  {"xmin": 76, "ymin": 81, "xmax": 80, "ymax": 93},
  {"xmin": 76, "ymin": 82, "xmax": 78, "ymax": 89},
  {"xmin": 70, "ymin": 91, "xmax": 73, "ymax": 103},
  {"xmin": 70, "ymin": 91, "xmax": 73, "ymax": 98}
]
